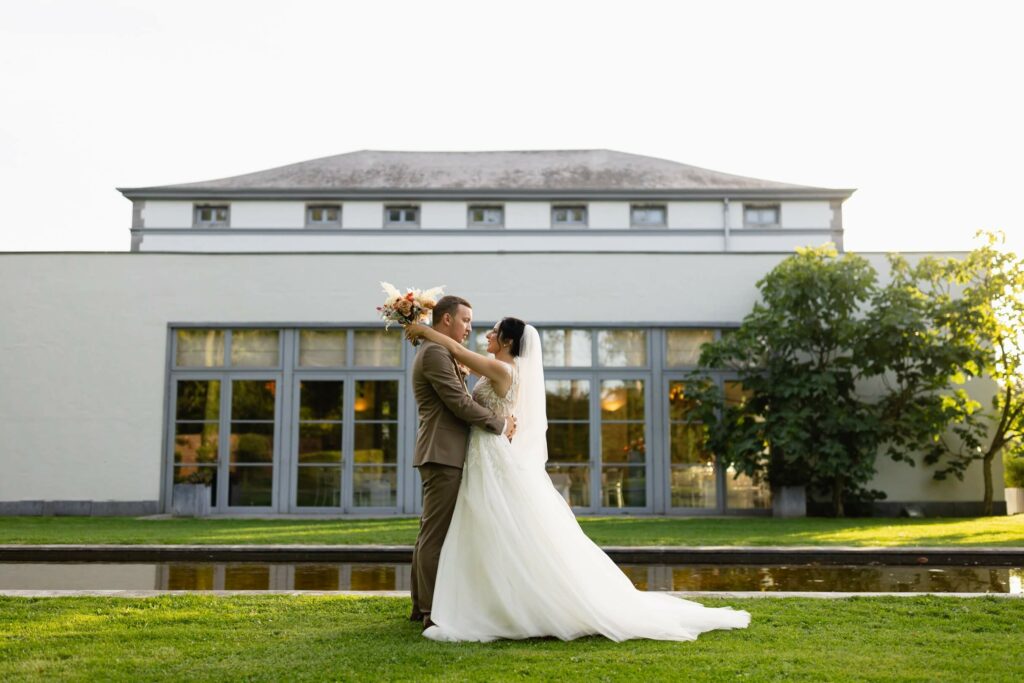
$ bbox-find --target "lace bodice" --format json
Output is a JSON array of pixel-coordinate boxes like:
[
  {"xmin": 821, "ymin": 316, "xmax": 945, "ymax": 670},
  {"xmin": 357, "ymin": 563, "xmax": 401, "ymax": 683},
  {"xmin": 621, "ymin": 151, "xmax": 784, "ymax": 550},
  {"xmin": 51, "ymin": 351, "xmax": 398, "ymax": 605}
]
[{"xmin": 470, "ymin": 362, "xmax": 517, "ymax": 418}]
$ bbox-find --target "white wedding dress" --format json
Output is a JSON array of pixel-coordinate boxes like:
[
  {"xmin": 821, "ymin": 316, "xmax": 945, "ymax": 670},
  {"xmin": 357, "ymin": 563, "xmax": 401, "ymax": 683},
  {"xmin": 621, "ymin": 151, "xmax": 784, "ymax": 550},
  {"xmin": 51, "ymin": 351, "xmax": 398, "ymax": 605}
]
[{"xmin": 423, "ymin": 326, "xmax": 751, "ymax": 643}]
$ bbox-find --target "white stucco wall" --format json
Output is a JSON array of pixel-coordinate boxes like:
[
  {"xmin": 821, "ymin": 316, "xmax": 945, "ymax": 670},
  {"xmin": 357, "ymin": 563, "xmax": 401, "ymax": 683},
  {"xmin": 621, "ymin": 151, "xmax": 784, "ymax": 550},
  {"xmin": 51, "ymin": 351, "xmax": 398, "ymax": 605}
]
[
  {"xmin": 421, "ymin": 201, "xmax": 467, "ymax": 229},
  {"xmin": 588, "ymin": 202, "xmax": 629, "ymax": 229},
  {"xmin": 0, "ymin": 251, "xmax": 996, "ymax": 510},
  {"xmin": 135, "ymin": 230, "xmax": 834, "ymax": 253},
  {"xmin": 341, "ymin": 201, "xmax": 384, "ymax": 228},
  {"xmin": 230, "ymin": 201, "xmax": 305, "ymax": 229},
  {"xmin": 781, "ymin": 201, "xmax": 833, "ymax": 229},
  {"xmin": 136, "ymin": 199, "xmax": 838, "ymax": 233},
  {"xmin": 141, "ymin": 201, "xmax": 192, "ymax": 228},
  {"xmin": 504, "ymin": 201, "xmax": 550, "ymax": 229},
  {"xmin": 669, "ymin": 201, "xmax": 723, "ymax": 229}
]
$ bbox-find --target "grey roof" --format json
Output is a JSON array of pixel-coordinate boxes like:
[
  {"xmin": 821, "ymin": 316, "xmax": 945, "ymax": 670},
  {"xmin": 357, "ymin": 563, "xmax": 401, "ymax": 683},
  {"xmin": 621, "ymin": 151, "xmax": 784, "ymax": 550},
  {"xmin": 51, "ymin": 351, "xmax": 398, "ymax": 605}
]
[{"xmin": 118, "ymin": 150, "xmax": 854, "ymax": 199}]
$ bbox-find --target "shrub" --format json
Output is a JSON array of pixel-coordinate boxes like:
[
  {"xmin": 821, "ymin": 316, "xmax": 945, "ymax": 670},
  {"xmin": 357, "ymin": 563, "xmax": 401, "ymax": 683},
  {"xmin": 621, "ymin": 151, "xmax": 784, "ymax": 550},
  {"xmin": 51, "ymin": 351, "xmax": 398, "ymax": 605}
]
[{"xmin": 1004, "ymin": 454, "xmax": 1024, "ymax": 488}]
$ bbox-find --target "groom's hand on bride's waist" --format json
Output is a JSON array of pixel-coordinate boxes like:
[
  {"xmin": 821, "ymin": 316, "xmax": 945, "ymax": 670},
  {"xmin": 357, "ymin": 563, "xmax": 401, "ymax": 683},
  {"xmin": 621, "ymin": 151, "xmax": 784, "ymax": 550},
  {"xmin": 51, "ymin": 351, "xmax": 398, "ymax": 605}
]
[{"xmin": 504, "ymin": 415, "xmax": 517, "ymax": 442}]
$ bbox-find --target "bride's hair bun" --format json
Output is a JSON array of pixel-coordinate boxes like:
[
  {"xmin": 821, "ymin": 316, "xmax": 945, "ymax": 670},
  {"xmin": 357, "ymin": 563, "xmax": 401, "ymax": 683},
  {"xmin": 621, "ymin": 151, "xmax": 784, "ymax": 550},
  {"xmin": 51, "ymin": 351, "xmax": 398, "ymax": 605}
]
[{"xmin": 497, "ymin": 317, "xmax": 527, "ymax": 357}]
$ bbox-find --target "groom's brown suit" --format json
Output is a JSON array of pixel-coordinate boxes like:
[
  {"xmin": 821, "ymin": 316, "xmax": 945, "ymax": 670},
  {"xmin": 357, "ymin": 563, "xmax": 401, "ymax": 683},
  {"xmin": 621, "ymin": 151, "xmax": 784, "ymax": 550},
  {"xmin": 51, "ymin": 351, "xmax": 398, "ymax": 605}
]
[{"xmin": 410, "ymin": 339, "xmax": 505, "ymax": 619}]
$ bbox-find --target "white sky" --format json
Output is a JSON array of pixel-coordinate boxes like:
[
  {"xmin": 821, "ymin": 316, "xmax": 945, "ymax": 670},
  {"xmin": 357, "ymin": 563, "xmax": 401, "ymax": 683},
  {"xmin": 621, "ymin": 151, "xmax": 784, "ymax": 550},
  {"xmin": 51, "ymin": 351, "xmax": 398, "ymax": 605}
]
[{"xmin": 1, "ymin": 0, "xmax": 1021, "ymax": 254}]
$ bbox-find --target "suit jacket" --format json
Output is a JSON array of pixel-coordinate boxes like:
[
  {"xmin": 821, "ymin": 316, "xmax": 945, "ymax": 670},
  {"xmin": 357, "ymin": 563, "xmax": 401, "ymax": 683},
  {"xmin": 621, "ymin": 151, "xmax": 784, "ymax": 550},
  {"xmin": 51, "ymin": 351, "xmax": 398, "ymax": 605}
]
[{"xmin": 412, "ymin": 339, "xmax": 505, "ymax": 468}]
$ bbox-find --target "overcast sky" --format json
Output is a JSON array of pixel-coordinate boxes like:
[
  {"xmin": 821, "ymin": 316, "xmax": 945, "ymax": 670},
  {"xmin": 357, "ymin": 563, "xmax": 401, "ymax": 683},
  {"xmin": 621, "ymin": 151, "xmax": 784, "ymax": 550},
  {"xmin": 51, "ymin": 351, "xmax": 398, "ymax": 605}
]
[{"xmin": 1, "ymin": 0, "xmax": 1021, "ymax": 254}]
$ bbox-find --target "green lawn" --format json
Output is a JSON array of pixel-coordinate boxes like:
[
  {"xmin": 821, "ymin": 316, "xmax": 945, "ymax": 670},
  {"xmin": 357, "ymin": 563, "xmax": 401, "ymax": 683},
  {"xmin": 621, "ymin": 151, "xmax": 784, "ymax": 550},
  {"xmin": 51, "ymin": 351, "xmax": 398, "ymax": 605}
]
[
  {"xmin": 1, "ymin": 515, "xmax": 1022, "ymax": 547},
  {"xmin": 0, "ymin": 595, "xmax": 1020, "ymax": 682}
]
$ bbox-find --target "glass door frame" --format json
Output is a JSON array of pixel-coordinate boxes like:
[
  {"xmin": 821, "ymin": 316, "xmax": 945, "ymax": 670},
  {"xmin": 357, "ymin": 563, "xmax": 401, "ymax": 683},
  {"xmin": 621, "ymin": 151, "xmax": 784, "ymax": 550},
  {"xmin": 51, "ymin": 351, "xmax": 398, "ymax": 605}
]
[
  {"xmin": 219, "ymin": 371, "xmax": 283, "ymax": 514},
  {"xmin": 544, "ymin": 367, "xmax": 654, "ymax": 514},
  {"xmin": 661, "ymin": 370, "xmax": 726, "ymax": 515},
  {"xmin": 286, "ymin": 370, "xmax": 406, "ymax": 514},
  {"xmin": 165, "ymin": 370, "xmax": 284, "ymax": 515}
]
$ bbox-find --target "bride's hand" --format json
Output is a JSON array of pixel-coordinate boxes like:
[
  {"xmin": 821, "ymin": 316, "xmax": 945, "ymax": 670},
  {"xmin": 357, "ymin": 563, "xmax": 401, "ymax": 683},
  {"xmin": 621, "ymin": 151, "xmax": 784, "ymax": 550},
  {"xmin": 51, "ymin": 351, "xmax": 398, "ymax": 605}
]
[{"xmin": 404, "ymin": 323, "xmax": 429, "ymax": 343}]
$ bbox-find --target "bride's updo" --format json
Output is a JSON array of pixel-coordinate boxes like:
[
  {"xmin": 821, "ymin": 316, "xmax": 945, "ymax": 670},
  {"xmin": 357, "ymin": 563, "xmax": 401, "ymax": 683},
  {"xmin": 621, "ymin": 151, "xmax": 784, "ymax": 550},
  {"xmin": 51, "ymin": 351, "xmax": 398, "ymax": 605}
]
[{"xmin": 497, "ymin": 317, "xmax": 527, "ymax": 357}]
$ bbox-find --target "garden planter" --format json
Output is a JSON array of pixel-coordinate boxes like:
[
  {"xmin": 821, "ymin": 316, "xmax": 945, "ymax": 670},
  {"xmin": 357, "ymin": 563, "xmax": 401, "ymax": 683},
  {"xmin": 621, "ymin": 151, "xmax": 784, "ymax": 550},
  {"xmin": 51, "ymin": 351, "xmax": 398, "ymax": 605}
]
[
  {"xmin": 172, "ymin": 483, "xmax": 212, "ymax": 517},
  {"xmin": 1006, "ymin": 487, "xmax": 1024, "ymax": 515},
  {"xmin": 772, "ymin": 485, "xmax": 806, "ymax": 518}
]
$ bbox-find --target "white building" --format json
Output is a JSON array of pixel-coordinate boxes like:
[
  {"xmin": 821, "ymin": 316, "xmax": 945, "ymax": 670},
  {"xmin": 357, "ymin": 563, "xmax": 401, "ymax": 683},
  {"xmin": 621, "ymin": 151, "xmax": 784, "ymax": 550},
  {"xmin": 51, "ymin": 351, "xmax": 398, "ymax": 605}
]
[{"xmin": 0, "ymin": 150, "xmax": 1004, "ymax": 516}]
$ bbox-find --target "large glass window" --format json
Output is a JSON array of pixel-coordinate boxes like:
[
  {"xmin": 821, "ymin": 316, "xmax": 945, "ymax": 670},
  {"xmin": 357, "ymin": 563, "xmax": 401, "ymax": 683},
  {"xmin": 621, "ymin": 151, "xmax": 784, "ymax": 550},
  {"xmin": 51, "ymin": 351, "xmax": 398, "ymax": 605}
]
[
  {"xmin": 298, "ymin": 330, "xmax": 347, "ymax": 367},
  {"xmin": 723, "ymin": 381, "xmax": 771, "ymax": 509},
  {"xmin": 600, "ymin": 379, "xmax": 647, "ymax": 508},
  {"xmin": 667, "ymin": 381, "xmax": 715, "ymax": 508},
  {"xmin": 172, "ymin": 379, "xmax": 220, "ymax": 506},
  {"xmin": 231, "ymin": 329, "xmax": 280, "ymax": 367},
  {"xmin": 228, "ymin": 379, "xmax": 276, "ymax": 506},
  {"xmin": 352, "ymin": 380, "xmax": 399, "ymax": 507},
  {"xmin": 597, "ymin": 329, "xmax": 647, "ymax": 367},
  {"xmin": 541, "ymin": 328, "xmax": 592, "ymax": 367},
  {"xmin": 296, "ymin": 380, "xmax": 344, "ymax": 507},
  {"xmin": 666, "ymin": 329, "xmax": 714, "ymax": 367},
  {"xmin": 354, "ymin": 330, "xmax": 402, "ymax": 367},
  {"xmin": 545, "ymin": 379, "xmax": 591, "ymax": 507},
  {"xmin": 168, "ymin": 326, "xmax": 772, "ymax": 515},
  {"xmin": 176, "ymin": 330, "xmax": 225, "ymax": 367}
]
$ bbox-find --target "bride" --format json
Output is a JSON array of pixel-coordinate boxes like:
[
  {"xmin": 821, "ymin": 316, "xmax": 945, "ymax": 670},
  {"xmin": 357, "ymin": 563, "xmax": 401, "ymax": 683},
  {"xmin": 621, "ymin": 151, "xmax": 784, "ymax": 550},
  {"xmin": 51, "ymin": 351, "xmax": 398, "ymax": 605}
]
[{"xmin": 404, "ymin": 318, "xmax": 751, "ymax": 643}]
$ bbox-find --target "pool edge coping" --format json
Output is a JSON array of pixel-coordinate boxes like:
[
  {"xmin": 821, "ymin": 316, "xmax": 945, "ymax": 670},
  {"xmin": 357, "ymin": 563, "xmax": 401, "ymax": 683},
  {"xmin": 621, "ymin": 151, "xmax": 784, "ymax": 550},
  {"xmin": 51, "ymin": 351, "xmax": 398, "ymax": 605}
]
[
  {"xmin": 1, "ymin": 589, "xmax": 1020, "ymax": 599},
  {"xmin": 2, "ymin": 544, "xmax": 1023, "ymax": 566}
]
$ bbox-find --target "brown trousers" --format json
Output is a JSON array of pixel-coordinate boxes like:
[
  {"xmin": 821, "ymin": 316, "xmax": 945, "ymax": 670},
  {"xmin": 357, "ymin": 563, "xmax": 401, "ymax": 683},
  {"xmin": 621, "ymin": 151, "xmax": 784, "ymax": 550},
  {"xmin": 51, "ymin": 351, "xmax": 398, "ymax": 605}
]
[{"xmin": 410, "ymin": 462, "xmax": 462, "ymax": 617}]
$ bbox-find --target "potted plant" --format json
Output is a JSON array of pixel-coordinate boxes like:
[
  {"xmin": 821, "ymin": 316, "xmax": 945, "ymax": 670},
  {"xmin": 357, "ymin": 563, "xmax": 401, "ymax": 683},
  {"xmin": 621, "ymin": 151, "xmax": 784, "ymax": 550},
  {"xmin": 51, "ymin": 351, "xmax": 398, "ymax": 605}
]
[
  {"xmin": 172, "ymin": 468, "xmax": 213, "ymax": 517},
  {"xmin": 1004, "ymin": 452, "xmax": 1024, "ymax": 516},
  {"xmin": 767, "ymin": 448, "xmax": 808, "ymax": 518}
]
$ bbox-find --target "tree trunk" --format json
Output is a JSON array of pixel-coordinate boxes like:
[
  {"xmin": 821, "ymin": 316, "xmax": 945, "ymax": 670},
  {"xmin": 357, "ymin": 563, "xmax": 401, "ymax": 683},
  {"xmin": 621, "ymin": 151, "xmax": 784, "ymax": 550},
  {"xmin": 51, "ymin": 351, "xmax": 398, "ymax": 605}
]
[
  {"xmin": 833, "ymin": 476, "xmax": 845, "ymax": 517},
  {"xmin": 983, "ymin": 451, "xmax": 995, "ymax": 516}
]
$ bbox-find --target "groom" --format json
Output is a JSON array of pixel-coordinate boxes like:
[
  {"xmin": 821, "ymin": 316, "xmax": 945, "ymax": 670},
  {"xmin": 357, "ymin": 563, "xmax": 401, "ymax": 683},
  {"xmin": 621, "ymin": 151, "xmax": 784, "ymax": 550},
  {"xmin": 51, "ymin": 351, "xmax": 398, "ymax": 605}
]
[{"xmin": 408, "ymin": 295, "xmax": 516, "ymax": 629}]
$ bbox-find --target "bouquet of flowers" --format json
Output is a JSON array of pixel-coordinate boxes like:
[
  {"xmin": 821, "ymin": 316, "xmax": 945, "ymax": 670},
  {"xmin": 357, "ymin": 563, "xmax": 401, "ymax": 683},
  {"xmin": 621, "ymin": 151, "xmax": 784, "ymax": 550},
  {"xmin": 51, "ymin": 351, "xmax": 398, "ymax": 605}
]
[{"xmin": 377, "ymin": 282, "xmax": 446, "ymax": 345}]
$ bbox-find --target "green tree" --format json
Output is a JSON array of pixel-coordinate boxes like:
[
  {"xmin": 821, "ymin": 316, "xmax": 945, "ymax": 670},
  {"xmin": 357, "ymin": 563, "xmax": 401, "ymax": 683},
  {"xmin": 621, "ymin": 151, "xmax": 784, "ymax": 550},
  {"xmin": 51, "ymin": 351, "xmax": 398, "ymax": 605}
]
[
  {"xmin": 859, "ymin": 253, "xmax": 980, "ymax": 473},
  {"xmin": 922, "ymin": 231, "xmax": 1024, "ymax": 514},
  {"xmin": 689, "ymin": 243, "xmax": 977, "ymax": 516}
]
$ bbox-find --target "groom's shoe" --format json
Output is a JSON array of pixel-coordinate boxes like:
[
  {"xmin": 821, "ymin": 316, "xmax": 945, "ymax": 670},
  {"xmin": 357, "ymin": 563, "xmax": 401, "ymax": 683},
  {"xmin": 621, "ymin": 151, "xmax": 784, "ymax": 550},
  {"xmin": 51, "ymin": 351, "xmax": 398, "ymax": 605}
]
[
  {"xmin": 422, "ymin": 615, "xmax": 435, "ymax": 632},
  {"xmin": 409, "ymin": 611, "xmax": 424, "ymax": 622}
]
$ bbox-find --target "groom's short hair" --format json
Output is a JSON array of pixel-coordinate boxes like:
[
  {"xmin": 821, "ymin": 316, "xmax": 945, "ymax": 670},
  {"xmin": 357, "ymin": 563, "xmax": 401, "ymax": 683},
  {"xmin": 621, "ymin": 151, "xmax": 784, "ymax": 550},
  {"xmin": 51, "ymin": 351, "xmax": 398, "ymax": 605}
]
[{"xmin": 432, "ymin": 295, "xmax": 471, "ymax": 326}]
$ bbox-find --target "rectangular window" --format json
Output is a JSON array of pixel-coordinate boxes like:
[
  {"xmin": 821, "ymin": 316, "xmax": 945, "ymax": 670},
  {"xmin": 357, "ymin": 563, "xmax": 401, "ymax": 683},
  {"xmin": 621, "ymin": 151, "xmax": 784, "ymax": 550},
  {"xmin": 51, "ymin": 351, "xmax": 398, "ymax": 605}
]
[
  {"xmin": 230, "ymin": 329, "xmax": 281, "ymax": 367},
  {"xmin": 384, "ymin": 205, "xmax": 420, "ymax": 227},
  {"xmin": 540, "ymin": 328, "xmax": 593, "ymax": 367},
  {"xmin": 552, "ymin": 205, "xmax": 587, "ymax": 227},
  {"xmin": 630, "ymin": 204, "xmax": 667, "ymax": 228},
  {"xmin": 298, "ymin": 330, "xmax": 347, "ymax": 367},
  {"xmin": 228, "ymin": 379, "xmax": 276, "ymax": 507},
  {"xmin": 665, "ymin": 329, "xmax": 715, "ymax": 367},
  {"xmin": 600, "ymin": 379, "xmax": 647, "ymax": 508},
  {"xmin": 353, "ymin": 329, "xmax": 402, "ymax": 367},
  {"xmin": 296, "ymin": 380, "xmax": 344, "ymax": 507},
  {"xmin": 722, "ymin": 381, "xmax": 771, "ymax": 509},
  {"xmin": 468, "ymin": 205, "xmax": 504, "ymax": 227},
  {"xmin": 306, "ymin": 205, "xmax": 341, "ymax": 226},
  {"xmin": 352, "ymin": 380, "xmax": 400, "ymax": 507},
  {"xmin": 667, "ymin": 381, "xmax": 715, "ymax": 508},
  {"xmin": 743, "ymin": 204, "xmax": 780, "ymax": 228},
  {"xmin": 597, "ymin": 329, "xmax": 647, "ymax": 367},
  {"xmin": 194, "ymin": 205, "xmax": 229, "ymax": 227},
  {"xmin": 173, "ymin": 379, "xmax": 221, "ymax": 507},
  {"xmin": 546, "ymin": 379, "xmax": 592, "ymax": 508},
  {"xmin": 175, "ymin": 329, "xmax": 225, "ymax": 367}
]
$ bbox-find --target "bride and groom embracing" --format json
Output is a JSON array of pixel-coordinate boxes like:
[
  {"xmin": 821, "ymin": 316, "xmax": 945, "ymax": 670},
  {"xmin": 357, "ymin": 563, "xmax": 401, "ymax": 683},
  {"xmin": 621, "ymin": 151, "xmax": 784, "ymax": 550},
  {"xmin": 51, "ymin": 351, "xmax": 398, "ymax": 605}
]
[{"xmin": 406, "ymin": 295, "xmax": 751, "ymax": 642}]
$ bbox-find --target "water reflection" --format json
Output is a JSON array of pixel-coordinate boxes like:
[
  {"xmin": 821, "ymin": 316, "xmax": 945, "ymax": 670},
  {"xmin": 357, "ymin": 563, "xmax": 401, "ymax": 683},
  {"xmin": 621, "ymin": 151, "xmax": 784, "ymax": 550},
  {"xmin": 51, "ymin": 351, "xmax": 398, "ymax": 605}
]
[
  {"xmin": 0, "ymin": 563, "xmax": 1019, "ymax": 593},
  {"xmin": 621, "ymin": 565, "xmax": 1019, "ymax": 593}
]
